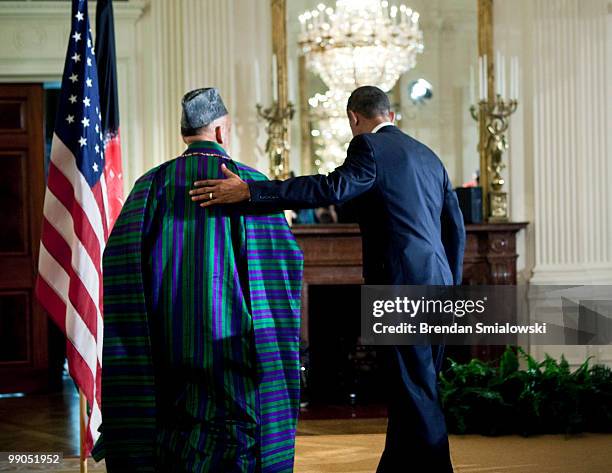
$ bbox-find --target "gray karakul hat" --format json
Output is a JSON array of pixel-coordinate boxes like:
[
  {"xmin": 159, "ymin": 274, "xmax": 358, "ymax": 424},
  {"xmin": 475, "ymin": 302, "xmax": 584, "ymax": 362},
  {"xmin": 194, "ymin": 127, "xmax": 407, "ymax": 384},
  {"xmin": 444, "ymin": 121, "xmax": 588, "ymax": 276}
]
[{"xmin": 181, "ymin": 87, "xmax": 228, "ymax": 131}]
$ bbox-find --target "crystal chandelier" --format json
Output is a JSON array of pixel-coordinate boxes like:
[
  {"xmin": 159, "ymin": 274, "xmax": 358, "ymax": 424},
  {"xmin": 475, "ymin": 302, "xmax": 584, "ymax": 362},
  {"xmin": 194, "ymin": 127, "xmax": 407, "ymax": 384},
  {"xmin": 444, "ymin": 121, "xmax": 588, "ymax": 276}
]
[
  {"xmin": 298, "ymin": 0, "xmax": 424, "ymax": 93},
  {"xmin": 308, "ymin": 90, "xmax": 353, "ymax": 174}
]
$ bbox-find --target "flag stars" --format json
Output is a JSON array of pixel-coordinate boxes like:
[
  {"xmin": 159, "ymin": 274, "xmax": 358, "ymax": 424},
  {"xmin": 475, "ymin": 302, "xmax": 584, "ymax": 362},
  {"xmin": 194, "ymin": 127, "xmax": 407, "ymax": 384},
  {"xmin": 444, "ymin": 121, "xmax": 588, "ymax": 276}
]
[
  {"xmin": 78, "ymin": 136, "xmax": 87, "ymax": 147},
  {"xmin": 95, "ymin": 124, "xmax": 99, "ymax": 133},
  {"xmin": 69, "ymin": 73, "xmax": 79, "ymax": 83},
  {"xmin": 71, "ymin": 53, "xmax": 81, "ymax": 63},
  {"xmin": 92, "ymin": 162, "xmax": 99, "ymax": 173},
  {"xmin": 81, "ymin": 117, "xmax": 90, "ymax": 127},
  {"xmin": 95, "ymin": 144, "xmax": 100, "ymax": 154},
  {"xmin": 68, "ymin": 95, "xmax": 77, "ymax": 104},
  {"xmin": 66, "ymin": 114, "xmax": 75, "ymax": 124},
  {"xmin": 75, "ymin": 11, "xmax": 84, "ymax": 22},
  {"xmin": 83, "ymin": 97, "xmax": 91, "ymax": 107},
  {"xmin": 86, "ymin": 78, "xmax": 93, "ymax": 87},
  {"xmin": 87, "ymin": 57, "xmax": 92, "ymax": 67},
  {"xmin": 72, "ymin": 32, "xmax": 81, "ymax": 42},
  {"xmin": 87, "ymin": 39, "xmax": 92, "ymax": 48}
]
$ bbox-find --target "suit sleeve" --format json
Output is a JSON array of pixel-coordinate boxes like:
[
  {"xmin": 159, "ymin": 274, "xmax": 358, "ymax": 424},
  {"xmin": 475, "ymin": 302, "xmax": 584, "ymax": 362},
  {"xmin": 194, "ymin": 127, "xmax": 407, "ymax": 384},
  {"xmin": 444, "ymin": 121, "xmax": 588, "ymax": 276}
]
[
  {"xmin": 441, "ymin": 170, "xmax": 466, "ymax": 285},
  {"xmin": 248, "ymin": 134, "xmax": 376, "ymax": 208}
]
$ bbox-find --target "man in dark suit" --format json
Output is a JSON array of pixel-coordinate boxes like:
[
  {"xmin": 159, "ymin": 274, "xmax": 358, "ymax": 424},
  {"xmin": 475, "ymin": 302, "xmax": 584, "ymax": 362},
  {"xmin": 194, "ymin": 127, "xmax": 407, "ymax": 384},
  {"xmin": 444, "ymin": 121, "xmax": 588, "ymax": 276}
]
[{"xmin": 190, "ymin": 86, "xmax": 465, "ymax": 472}]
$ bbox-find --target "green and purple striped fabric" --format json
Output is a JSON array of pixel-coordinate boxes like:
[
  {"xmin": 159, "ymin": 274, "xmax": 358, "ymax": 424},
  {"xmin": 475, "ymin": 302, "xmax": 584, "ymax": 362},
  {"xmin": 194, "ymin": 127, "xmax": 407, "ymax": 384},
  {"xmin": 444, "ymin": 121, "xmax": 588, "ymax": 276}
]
[{"xmin": 93, "ymin": 142, "xmax": 303, "ymax": 473}]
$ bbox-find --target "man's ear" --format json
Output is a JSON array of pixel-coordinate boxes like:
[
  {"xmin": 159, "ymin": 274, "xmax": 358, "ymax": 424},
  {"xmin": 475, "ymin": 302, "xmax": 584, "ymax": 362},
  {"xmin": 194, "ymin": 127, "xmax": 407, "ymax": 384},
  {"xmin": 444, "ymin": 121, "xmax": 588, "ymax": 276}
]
[
  {"xmin": 215, "ymin": 126, "xmax": 223, "ymax": 144},
  {"xmin": 348, "ymin": 109, "xmax": 359, "ymax": 126},
  {"xmin": 389, "ymin": 111, "xmax": 396, "ymax": 123}
]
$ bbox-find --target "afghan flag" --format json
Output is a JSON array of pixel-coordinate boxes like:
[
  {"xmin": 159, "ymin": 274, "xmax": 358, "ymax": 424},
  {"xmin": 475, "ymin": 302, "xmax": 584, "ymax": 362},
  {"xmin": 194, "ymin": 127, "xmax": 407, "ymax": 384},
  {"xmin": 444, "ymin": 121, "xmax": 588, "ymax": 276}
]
[{"xmin": 95, "ymin": 0, "xmax": 123, "ymax": 228}]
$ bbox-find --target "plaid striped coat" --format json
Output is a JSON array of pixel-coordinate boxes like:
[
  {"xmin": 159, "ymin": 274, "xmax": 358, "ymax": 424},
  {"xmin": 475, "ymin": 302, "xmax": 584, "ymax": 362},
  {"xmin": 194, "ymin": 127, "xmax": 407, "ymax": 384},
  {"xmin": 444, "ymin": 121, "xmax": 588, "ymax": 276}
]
[{"xmin": 93, "ymin": 142, "xmax": 303, "ymax": 473}]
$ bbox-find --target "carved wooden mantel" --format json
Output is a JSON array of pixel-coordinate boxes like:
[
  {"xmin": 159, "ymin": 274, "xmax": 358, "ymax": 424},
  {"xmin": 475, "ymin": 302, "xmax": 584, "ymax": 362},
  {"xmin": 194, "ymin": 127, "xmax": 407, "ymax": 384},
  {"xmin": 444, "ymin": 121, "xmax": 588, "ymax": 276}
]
[{"xmin": 292, "ymin": 222, "xmax": 528, "ymax": 354}]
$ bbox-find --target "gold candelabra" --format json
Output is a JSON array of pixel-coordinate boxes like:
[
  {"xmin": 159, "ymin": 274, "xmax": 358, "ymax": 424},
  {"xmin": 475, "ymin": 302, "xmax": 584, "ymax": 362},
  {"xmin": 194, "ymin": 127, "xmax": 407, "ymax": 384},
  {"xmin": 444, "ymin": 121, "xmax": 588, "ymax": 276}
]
[
  {"xmin": 254, "ymin": 0, "xmax": 295, "ymax": 180},
  {"xmin": 470, "ymin": 95, "xmax": 518, "ymax": 222},
  {"xmin": 257, "ymin": 102, "xmax": 295, "ymax": 179}
]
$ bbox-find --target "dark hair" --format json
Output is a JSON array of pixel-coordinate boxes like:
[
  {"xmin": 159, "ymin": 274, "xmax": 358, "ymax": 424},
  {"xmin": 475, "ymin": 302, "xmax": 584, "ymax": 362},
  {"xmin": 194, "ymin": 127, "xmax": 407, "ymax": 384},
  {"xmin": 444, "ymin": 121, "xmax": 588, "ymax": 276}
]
[{"xmin": 347, "ymin": 86, "xmax": 391, "ymax": 119}]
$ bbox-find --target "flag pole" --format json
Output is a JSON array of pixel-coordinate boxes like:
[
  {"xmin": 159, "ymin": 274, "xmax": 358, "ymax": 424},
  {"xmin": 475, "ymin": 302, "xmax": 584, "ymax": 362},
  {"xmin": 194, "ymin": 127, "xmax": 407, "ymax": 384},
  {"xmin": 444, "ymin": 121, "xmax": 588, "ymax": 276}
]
[{"xmin": 79, "ymin": 389, "xmax": 88, "ymax": 473}]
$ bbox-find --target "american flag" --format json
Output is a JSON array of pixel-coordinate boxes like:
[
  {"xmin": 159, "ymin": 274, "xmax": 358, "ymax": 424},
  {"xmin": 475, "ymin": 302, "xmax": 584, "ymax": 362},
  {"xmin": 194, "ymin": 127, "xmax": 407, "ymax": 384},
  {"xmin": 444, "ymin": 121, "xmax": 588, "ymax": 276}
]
[{"xmin": 36, "ymin": 0, "xmax": 120, "ymax": 452}]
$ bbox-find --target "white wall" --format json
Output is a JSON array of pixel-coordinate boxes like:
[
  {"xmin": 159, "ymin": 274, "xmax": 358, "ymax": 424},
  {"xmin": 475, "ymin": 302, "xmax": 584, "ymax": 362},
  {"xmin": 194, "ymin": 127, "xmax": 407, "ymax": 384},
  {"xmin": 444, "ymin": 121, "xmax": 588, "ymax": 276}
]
[{"xmin": 495, "ymin": 0, "xmax": 612, "ymax": 367}]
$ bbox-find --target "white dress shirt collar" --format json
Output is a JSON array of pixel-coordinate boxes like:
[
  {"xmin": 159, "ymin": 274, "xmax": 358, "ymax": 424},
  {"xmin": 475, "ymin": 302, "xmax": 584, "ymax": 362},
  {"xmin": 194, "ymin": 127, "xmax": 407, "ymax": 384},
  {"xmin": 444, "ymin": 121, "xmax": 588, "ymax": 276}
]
[{"xmin": 371, "ymin": 121, "xmax": 395, "ymax": 133}]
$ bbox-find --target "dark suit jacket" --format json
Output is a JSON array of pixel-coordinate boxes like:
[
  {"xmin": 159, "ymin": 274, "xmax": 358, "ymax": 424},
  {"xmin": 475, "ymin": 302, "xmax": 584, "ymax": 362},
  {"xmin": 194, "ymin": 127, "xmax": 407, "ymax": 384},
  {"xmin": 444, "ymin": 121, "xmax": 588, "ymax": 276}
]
[{"xmin": 248, "ymin": 125, "xmax": 466, "ymax": 285}]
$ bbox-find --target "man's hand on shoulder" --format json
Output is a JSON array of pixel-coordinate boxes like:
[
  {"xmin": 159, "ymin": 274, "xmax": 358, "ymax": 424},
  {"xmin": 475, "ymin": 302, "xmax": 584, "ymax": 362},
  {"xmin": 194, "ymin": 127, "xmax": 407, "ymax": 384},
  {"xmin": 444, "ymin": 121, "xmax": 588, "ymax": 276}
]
[{"xmin": 190, "ymin": 164, "xmax": 251, "ymax": 207}]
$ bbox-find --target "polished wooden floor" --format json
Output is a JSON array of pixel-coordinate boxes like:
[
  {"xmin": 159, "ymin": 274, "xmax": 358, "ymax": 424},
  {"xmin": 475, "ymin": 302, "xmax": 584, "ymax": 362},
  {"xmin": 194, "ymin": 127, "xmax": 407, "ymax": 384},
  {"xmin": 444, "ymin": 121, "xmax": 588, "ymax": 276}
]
[{"xmin": 1, "ymin": 383, "xmax": 611, "ymax": 472}]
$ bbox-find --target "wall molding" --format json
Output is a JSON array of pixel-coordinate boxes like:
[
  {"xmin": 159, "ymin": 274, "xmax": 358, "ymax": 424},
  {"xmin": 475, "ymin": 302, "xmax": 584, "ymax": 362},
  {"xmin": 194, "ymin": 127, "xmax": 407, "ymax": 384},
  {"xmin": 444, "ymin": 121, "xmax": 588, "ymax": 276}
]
[
  {"xmin": 0, "ymin": 1, "xmax": 146, "ymax": 21},
  {"xmin": 531, "ymin": 265, "xmax": 612, "ymax": 285}
]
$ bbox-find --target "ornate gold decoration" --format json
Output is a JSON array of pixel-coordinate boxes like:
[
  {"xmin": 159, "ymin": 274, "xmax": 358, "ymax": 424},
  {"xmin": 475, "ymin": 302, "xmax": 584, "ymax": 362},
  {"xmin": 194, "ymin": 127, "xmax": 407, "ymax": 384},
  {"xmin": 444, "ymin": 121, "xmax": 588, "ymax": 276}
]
[
  {"xmin": 260, "ymin": 0, "xmax": 294, "ymax": 179},
  {"xmin": 477, "ymin": 0, "xmax": 494, "ymax": 217},
  {"xmin": 472, "ymin": 0, "xmax": 519, "ymax": 222},
  {"xmin": 471, "ymin": 96, "xmax": 518, "ymax": 222},
  {"xmin": 257, "ymin": 102, "xmax": 295, "ymax": 179},
  {"xmin": 478, "ymin": 0, "xmax": 495, "ymax": 102}
]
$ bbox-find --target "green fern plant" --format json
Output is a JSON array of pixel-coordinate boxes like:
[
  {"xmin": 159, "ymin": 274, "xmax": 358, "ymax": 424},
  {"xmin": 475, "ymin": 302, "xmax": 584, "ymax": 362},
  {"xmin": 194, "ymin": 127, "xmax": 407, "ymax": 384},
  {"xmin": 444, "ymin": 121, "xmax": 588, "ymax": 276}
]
[{"xmin": 439, "ymin": 346, "xmax": 612, "ymax": 436}]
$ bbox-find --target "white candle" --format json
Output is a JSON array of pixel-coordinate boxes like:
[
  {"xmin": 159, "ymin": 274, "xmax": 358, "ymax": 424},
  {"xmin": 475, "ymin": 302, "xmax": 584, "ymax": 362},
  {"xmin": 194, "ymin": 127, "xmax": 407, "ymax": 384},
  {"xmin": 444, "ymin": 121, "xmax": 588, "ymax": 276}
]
[
  {"xmin": 501, "ymin": 55, "xmax": 506, "ymax": 98},
  {"xmin": 469, "ymin": 65, "xmax": 475, "ymax": 104},
  {"xmin": 254, "ymin": 60, "xmax": 262, "ymax": 104},
  {"xmin": 478, "ymin": 56, "xmax": 483, "ymax": 100},
  {"xmin": 516, "ymin": 58, "xmax": 520, "ymax": 98},
  {"xmin": 477, "ymin": 57, "xmax": 481, "ymax": 100},
  {"xmin": 272, "ymin": 54, "xmax": 278, "ymax": 102},
  {"xmin": 484, "ymin": 54, "xmax": 488, "ymax": 99},
  {"xmin": 495, "ymin": 50, "xmax": 501, "ymax": 96},
  {"xmin": 513, "ymin": 56, "xmax": 519, "ymax": 99},
  {"xmin": 480, "ymin": 54, "xmax": 488, "ymax": 100}
]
